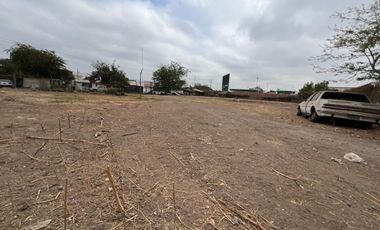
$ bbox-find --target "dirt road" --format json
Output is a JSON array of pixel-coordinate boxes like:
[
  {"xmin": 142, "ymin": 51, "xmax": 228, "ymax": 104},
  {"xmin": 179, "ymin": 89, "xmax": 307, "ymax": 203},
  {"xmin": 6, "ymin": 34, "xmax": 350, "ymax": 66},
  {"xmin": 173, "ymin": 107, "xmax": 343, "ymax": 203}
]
[{"xmin": 1, "ymin": 89, "xmax": 379, "ymax": 229}]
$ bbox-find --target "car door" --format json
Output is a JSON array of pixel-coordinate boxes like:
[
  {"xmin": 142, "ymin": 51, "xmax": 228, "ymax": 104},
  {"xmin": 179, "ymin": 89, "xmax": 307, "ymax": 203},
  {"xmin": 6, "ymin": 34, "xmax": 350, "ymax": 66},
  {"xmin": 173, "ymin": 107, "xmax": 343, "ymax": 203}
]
[
  {"xmin": 300, "ymin": 93, "xmax": 315, "ymax": 114},
  {"xmin": 305, "ymin": 92, "xmax": 321, "ymax": 115}
]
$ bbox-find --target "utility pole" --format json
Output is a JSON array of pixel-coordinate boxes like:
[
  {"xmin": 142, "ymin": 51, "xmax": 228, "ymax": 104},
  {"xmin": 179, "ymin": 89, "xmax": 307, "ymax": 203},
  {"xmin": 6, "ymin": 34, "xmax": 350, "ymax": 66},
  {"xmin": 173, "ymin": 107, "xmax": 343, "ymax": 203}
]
[
  {"xmin": 139, "ymin": 48, "xmax": 143, "ymax": 97},
  {"xmin": 209, "ymin": 80, "xmax": 212, "ymax": 89}
]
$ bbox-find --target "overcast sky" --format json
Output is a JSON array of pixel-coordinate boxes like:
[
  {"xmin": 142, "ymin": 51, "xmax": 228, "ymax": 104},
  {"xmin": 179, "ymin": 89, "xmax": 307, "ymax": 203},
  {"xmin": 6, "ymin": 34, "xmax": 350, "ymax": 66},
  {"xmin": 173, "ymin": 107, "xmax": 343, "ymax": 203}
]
[{"xmin": 0, "ymin": 0, "xmax": 374, "ymax": 90}]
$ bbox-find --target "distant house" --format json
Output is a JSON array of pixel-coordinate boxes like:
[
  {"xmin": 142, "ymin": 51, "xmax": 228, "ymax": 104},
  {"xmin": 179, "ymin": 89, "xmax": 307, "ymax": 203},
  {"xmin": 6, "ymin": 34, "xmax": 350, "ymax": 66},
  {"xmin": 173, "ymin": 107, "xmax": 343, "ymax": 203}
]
[
  {"xmin": 126, "ymin": 80, "xmax": 143, "ymax": 93},
  {"xmin": 73, "ymin": 79, "xmax": 90, "ymax": 91},
  {"xmin": 143, "ymin": 81, "xmax": 154, "ymax": 93}
]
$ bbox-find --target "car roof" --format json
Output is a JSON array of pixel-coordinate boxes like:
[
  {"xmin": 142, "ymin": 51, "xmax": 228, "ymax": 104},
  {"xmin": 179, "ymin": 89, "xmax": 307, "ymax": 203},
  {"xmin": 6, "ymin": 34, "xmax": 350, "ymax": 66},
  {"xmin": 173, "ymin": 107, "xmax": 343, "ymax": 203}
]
[{"xmin": 317, "ymin": 91, "xmax": 366, "ymax": 95}]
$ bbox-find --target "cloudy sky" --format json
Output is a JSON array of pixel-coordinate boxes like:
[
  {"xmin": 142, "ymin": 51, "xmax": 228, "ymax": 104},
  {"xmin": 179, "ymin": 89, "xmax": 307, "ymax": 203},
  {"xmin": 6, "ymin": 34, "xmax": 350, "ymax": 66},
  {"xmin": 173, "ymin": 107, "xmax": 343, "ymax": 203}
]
[{"xmin": 0, "ymin": 0, "xmax": 373, "ymax": 90}]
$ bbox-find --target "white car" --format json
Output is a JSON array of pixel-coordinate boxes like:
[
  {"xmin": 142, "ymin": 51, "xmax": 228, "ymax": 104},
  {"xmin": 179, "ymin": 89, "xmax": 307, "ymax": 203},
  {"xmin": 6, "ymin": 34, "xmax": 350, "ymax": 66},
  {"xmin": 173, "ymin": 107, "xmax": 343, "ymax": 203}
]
[
  {"xmin": 297, "ymin": 91, "xmax": 380, "ymax": 128},
  {"xmin": 0, "ymin": 79, "xmax": 13, "ymax": 87}
]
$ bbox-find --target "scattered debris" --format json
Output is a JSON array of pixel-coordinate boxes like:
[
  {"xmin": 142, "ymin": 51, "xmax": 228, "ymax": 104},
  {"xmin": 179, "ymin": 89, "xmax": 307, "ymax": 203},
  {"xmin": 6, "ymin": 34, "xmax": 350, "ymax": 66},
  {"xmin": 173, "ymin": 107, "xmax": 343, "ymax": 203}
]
[
  {"xmin": 344, "ymin": 153, "xmax": 365, "ymax": 164},
  {"xmin": 24, "ymin": 219, "xmax": 51, "ymax": 230},
  {"xmin": 331, "ymin": 157, "xmax": 343, "ymax": 164}
]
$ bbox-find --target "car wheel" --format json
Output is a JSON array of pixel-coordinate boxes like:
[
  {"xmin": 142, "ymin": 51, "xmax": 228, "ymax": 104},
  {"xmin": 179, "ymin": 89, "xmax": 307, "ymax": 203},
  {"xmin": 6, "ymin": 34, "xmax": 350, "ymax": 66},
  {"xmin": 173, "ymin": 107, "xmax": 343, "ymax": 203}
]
[
  {"xmin": 309, "ymin": 110, "xmax": 319, "ymax": 122},
  {"xmin": 296, "ymin": 107, "xmax": 302, "ymax": 116}
]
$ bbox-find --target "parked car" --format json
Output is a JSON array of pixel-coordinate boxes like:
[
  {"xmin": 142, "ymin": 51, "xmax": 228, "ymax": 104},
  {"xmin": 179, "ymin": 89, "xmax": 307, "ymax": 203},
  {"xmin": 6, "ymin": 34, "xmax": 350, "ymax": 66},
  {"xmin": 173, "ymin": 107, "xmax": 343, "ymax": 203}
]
[
  {"xmin": 297, "ymin": 91, "xmax": 380, "ymax": 128},
  {"xmin": 90, "ymin": 84, "xmax": 107, "ymax": 92},
  {"xmin": 0, "ymin": 79, "xmax": 13, "ymax": 88},
  {"xmin": 153, "ymin": 91, "xmax": 166, "ymax": 95}
]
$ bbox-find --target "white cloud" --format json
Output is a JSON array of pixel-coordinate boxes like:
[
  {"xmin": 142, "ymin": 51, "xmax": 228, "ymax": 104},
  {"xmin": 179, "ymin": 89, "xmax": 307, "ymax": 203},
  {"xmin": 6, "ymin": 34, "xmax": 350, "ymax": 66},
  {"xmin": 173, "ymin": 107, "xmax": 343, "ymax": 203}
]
[{"xmin": 0, "ymin": 0, "xmax": 374, "ymax": 90}]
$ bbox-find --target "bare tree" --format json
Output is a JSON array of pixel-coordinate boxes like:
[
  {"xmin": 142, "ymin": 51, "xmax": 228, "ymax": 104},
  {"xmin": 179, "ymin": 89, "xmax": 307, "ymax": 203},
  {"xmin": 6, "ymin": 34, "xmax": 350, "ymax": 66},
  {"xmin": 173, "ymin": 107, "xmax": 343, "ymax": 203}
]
[{"xmin": 313, "ymin": 1, "xmax": 380, "ymax": 82}]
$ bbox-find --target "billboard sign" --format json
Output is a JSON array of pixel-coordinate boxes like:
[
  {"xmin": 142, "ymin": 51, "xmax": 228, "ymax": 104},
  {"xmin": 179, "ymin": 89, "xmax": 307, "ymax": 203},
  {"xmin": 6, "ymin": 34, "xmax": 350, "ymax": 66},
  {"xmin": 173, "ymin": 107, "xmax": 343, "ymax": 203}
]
[{"xmin": 222, "ymin": 74, "xmax": 230, "ymax": 91}]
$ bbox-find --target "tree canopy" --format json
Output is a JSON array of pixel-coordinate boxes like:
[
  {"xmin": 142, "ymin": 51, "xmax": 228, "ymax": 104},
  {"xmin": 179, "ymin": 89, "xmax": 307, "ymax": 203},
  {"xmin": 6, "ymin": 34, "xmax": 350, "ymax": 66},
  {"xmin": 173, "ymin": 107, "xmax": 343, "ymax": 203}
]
[
  {"xmin": 6, "ymin": 43, "xmax": 73, "ymax": 81},
  {"xmin": 298, "ymin": 81, "xmax": 329, "ymax": 99},
  {"xmin": 89, "ymin": 61, "xmax": 129, "ymax": 88},
  {"xmin": 313, "ymin": 1, "xmax": 380, "ymax": 81},
  {"xmin": 0, "ymin": 59, "xmax": 15, "ymax": 75},
  {"xmin": 153, "ymin": 61, "xmax": 188, "ymax": 92}
]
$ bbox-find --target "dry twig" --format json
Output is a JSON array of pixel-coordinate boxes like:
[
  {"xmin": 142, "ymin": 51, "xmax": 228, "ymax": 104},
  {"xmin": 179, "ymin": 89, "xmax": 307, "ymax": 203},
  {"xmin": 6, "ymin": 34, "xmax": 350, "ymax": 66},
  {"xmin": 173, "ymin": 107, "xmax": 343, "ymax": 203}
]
[
  {"xmin": 169, "ymin": 150, "xmax": 185, "ymax": 167},
  {"xmin": 106, "ymin": 166, "xmax": 125, "ymax": 213},
  {"xmin": 34, "ymin": 141, "xmax": 48, "ymax": 155},
  {"xmin": 67, "ymin": 113, "xmax": 71, "ymax": 128},
  {"xmin": 37, "ymin": 192, "xmax": 61, "ymax": 204},
  {"xmin": 173, "ymin": 183, "xmax": 176, "ymax": 229},
  {"xmin": 64, "ymin": 178, "xmax": 68, "ymax": 230},
  {"xmin": 121, "ymin": 132, "xmax": 138, "ymax": 137},
  {"xmin": 26, "ymin": 135, "xmax": 107, "ymax": 146},
  {"xmin": 58, "ymin": 118, "xmax": 62, "ymax": 141},
  {"xmin": 21, "ymin": 151, "xmax": 48, "ymax": 164},
  {"xmin": 271, "ymin": 168, "xmax": 304, "ymax": 189}
]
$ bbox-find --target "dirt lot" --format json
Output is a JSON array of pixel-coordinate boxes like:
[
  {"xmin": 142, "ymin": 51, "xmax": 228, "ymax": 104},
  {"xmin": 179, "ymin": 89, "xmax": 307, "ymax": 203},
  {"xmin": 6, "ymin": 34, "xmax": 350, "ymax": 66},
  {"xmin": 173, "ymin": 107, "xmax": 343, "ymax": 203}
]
[{"xmin": 0, "ymin": 89, "xmax": 379, "ymax": 230}]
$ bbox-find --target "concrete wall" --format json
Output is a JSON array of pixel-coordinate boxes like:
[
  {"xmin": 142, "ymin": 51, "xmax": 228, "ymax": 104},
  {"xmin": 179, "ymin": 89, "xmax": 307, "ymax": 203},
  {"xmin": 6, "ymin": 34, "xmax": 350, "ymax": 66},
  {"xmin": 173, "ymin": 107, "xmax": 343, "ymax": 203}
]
[{"xmin": 23, "ymin": 78, "xmax": 50, "ymax": 89}]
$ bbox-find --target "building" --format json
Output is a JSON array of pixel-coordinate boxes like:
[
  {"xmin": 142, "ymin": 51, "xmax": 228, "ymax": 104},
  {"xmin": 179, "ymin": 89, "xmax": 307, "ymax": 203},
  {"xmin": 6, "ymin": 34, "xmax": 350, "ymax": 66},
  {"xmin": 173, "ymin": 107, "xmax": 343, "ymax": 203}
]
[
  {"xmin": 276, "ymin": 90, "xmax": 296, "ymax": 95},
  {"xmin": 73, "ymin": 79, "xmax": 90, "ymax": 91}
]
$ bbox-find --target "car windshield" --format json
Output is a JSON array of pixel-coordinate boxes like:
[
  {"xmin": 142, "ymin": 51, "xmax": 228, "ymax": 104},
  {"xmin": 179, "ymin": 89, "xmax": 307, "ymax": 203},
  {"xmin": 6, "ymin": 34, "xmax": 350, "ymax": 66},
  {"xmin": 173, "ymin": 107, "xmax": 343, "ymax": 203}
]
[{"xmin": 321, "ymin": 92, "xmax": 370, "ymax": 103}]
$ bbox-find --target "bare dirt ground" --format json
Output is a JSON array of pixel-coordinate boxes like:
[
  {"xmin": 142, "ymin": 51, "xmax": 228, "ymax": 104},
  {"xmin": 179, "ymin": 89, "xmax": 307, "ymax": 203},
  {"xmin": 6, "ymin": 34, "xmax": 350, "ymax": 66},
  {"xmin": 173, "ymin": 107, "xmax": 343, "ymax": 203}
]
[{"xmin": 0, "ymin": 89, "xmax": 379, "ymax": 230}]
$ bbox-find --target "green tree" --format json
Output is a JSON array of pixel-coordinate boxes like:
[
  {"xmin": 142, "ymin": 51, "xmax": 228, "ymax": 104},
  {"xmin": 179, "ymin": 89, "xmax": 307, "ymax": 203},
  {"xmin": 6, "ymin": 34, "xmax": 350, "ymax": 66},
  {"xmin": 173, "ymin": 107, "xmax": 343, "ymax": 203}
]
[
  {"xmin": 298, "ymin": 81, "xmax": 329, "ymax": 99},
  {"xmin": 89, "ymin": 61, "xmax": 128, "ymax": 88},
  {"xmin": 153, "ymin": 61, "xmax": 188, "ymax": 92},
  {"xmin": 6, "ymin": 43, "xmax": 73, "ymax": 80},
  {"xmin": 314, "ymin": 81, "xmax": 329, "ymax": 92},
  {"xmin": 0, "ymin": 59, "xmax": 15, "ymax": 75},
  {"xmin": 313, "ymin": 1, "xmax": 380, "ymax": 81}
]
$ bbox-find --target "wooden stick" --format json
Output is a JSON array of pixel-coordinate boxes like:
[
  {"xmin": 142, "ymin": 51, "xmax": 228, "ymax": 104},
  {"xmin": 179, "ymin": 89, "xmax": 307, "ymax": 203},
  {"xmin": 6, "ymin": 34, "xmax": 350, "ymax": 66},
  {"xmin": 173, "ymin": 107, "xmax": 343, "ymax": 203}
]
[
  {"xmin": 121, "ymin": 132, "xmax": 138, "ymax": 137},
  {"xmin": 106, "ymin": 166, "xmax": 125, "ymax": 213},
  {"xmin": 26, "ymin": 136, "xmax": 107, "ymax": 146},
  {"xmin": 67, "ymin": 113, "xmax": 71, "ymax": 129},
  {"xmin": 173, "ymin": 183, "xmax": 176, "ymax": 229},
  {"xmin": 58, "ymin": 119, "xmax": 62, "ymax": 141},
  {"xmin": 64, "ymin": 178, "xmax": 68, "ymax": 230},
  {"xmin": 34, "ymin": 141, "xmax": 48, "ymax": 155}
]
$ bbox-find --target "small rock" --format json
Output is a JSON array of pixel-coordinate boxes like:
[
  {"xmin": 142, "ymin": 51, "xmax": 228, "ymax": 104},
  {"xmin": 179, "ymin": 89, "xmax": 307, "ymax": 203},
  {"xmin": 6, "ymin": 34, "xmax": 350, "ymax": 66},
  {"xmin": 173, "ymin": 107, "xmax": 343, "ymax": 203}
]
[
  {"xmin": 16, "ymin": 202, "xmax": 29, "ymax": 212},
  {"xmin": 231, "ymin": 216, "xmax": 241, "ymax": 225}
]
